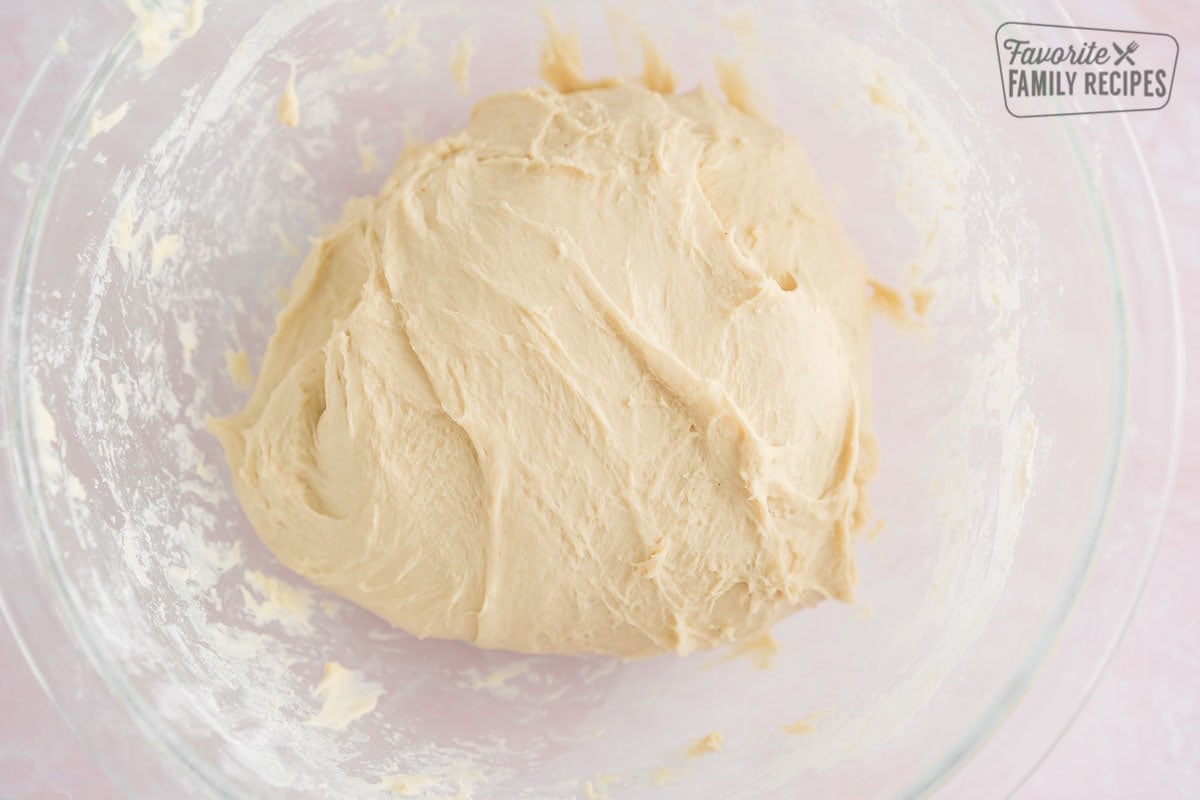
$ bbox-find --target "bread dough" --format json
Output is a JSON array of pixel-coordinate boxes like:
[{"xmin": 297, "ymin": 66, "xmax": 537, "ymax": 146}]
[{"xmin": 212, "ymin": 79, "xmax": 877, "ymax": 659}]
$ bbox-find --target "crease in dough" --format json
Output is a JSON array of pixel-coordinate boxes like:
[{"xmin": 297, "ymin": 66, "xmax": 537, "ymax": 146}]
[{"xmin": 212, "ymin": 32, "xmax": 877, "ymax": 660}]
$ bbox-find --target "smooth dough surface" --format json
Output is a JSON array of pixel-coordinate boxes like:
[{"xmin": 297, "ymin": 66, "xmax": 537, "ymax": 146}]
[{"xmin": 212, "ymin": 79, "xmax": 878, "ymax": 659}]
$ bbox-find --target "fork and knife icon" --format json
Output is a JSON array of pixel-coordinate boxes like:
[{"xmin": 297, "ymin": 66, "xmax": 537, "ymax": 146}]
[{"xmin": 1113, "ymin": 40, "xmax": 1139, "ymax": 66}]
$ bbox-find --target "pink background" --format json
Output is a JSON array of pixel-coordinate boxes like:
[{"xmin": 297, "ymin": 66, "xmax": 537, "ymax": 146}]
[{"xmin": 1, "ymin": 2, "xmax": 1195, "ymax": 798}]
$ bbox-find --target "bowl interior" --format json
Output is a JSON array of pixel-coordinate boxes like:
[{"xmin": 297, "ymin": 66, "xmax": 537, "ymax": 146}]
[{"xmin": 8, "ymin": 0, "xmax": 1127, "ymax": 797}]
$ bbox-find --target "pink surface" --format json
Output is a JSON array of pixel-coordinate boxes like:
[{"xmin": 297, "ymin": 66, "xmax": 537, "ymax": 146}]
[{"xmin": 0, "ymin": 2, "xmax": 1195, "ymax": 798}]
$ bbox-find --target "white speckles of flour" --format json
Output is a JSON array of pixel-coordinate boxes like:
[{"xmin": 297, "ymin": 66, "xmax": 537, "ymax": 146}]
[
  {"xmin": 20, "ymin": 1, "xmax": 1038, "ymax": 797},
  {"xmin": 27, "ymin": 0, "xmax": 460, "ymax": 793}
]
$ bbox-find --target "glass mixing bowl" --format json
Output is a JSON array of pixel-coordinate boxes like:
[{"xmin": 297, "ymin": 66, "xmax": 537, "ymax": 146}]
[{"xmin": 0, "ymin": 1, "xmax": 1183, "ymax": 797}]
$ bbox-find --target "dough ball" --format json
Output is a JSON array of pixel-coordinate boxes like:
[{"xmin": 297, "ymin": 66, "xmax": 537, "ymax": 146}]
[{"xmin": 212, "ymin": 82, "xmax": 876, "ymax": 659}]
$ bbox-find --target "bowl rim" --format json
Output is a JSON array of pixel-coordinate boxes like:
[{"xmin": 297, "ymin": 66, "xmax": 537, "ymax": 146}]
[{"xmin": 0, "ymin": 2, "xmax": 1186, "ymax": 799}]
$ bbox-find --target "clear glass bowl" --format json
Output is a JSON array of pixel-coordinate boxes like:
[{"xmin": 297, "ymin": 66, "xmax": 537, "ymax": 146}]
[{"xmin": 0, "ymin": 1, "xmax": 1183, "ymax": 798}]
